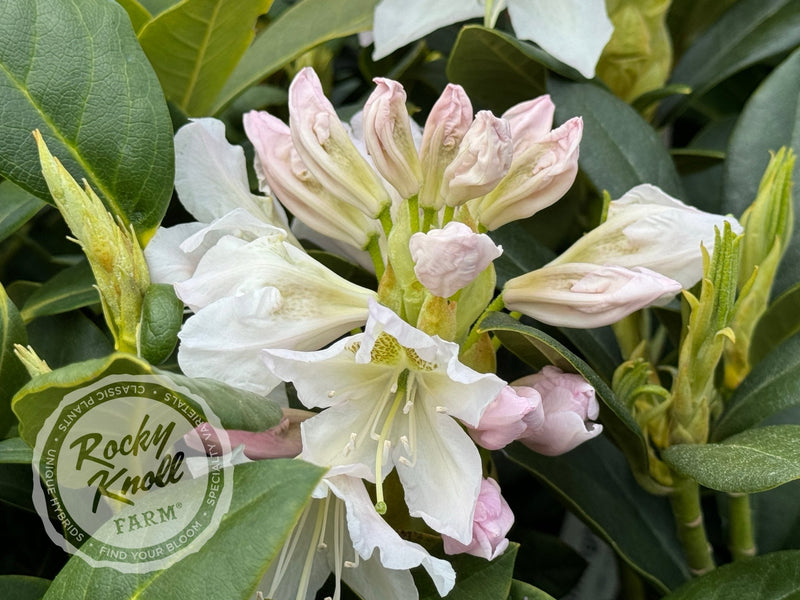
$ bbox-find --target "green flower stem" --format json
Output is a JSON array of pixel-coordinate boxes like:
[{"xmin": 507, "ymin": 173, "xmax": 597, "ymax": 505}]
[
  {"xmin": 367, "ymin": 236, "xmax": 385, "ymax": 280},
  {"xmin": 407, "ymin": 194, "xmax": 420, "ymax": 233},
  {"xmin": 728, "ymin": 493, "xmax": 757, "ymax": 561},
  {"xmin": 442, "ymin": 205, "xmax": 455, "ymax": 226},
  {"xmin": 422, "ymin": 207, "xmax": 438, "ymax": 232},
  {"xmin": 378, "ymin": 205, "xmax": 393, "ymax": 237},
  {"xmin": 669, "ymin": 478, "xmax": 715, "ymax": 576}
]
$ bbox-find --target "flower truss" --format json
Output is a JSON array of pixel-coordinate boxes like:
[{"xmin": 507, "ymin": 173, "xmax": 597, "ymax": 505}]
[{"xmin": 145, "ymin": 67, "xmax": 741, "ymax": 598}]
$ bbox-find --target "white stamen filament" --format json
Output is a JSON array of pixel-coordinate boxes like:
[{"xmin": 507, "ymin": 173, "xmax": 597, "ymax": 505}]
[
  {"xmin": 295, "ymin": 501, "xmax": 327, "ymax": 600},
  {"xmin": 317, "ymin": 495, "xmax": 331, "ymax": 549},
  {"xmin": 374, "ymin": 371, "xmax": 409, "ymax": 514},
  {"xmin": 332, "ymin": 499, "xmax": 344, "ymax": 600},
  {"xmin": 268, "ymin": 505, "xmax": 311, "ymax": 598}
]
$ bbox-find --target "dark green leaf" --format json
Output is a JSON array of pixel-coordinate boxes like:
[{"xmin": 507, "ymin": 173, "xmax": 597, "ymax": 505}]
[
  {"xmin": 0, "ymin": 180, "xmax": 46, "ymax": 244},
  {"xmin": 446, "ymin": 26, "xmax": 548, "ymax": 113},
  {"xmin": 418, "ymin": 542, "xmax": 518, "ymax": 600},
  {"xmin": 479, "ymin": 313, "xmax": 660, "ymax": 494},
  {"xmin": 755, "ymin": 480, "xmax": 800, "ymax": 553},
  {"xmin": 662, "ymin": 0, "xmax": 800, "ymax": 123},
  {"xmin": 508, "ymin": 579, "xmax": 557, "ymax": 600},
  {"xmin": 139, "ymin": 0, "xmax": 272, "ymax": 117},
  {"xmin": 713, "ymin": 333, "xmax": 800, "ymax": 440},
  {"xmin": 0, "ymin": 283, "xmax": 28, "ymax": 437},
  {"xmin": 490, "ymin": 221, "xmax": 555, "ymax": 288},
  {"xmin": 750, "ymin": 282, "xmax": 800, "ymax": 365},
  {"xmin": 0, "ymin": 0, "xmax": 174, "ymax": 240},
  {"xmin": 0, "ymin": 575, "xmax": 50, "ymax": 600},
  {"xmin": 26, "ymin": 312, "xmax": 113, "ymax": 369},
  {"xmin": 138, "ymin": 283, "xmax": 184, "ymax": 364},
  {"xmin": 722, "ymin": 48, "xmax": 800, "ymax": 296},
  {"xmin": 12, "ymin": 353, "xmax": 282, "ymax": 447},
  {"xmin": 548, "ymin": 78, "xmax": 683, "ymax": 198},
  {"xmin": 212, "ymin": 0, "xmax": 376, "ymax": 113},
  {"xmin": 667, "ymin": 0, "xmax": 738, "ymax": 57},
  {"xmin": 42, "ymin": 459, "xmax": 325, "ymax": 599},
  {"xmin": 116, "ymin": 0, "xmax": 152, "ymax": 33},
  {"xmin": 664, "ymin": 425, "xmax": 800, "ymax": 493},
  {"xmin": 506, "ymin": 437, "xmax": 690, "ymax": 593},
  {"xmin": 19, "ymin": 262, "xmax": 98, "ymax": 322},
  {"xmin": 0, "ymin": 464, "xmax": 35, "ymax": 511},
  {"xmin": 0, "ymin": 437, "xmax": 32, "ymax": 464},
  {"xmin": 662, "ymin": 550, "xmax": 800, "ymax": 599}
]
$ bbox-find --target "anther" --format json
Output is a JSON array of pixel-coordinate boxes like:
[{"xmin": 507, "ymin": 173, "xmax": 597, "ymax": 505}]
[
  {"xmin": 327, "ymin": 390, "xmax": 336, "ymax": 398},
  {"xmin": 435, "ymin": 406, "xmax": 448, "ymax": 413},
  {"xmin": 400, "ymin": 435, "xmax": 411, "ymax": 453},
  {"xmin": 398, "ymin": 456, "xmax": 412, "ymax": 466}
]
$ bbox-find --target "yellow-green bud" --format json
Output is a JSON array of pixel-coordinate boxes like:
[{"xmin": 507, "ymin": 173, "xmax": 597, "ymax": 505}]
[
  {"xmin": 34, "ymin": 130, "xmax": 150, "ymax": 354},
  {"xmin": 13, "ymin": 344, "xmax": 51, "ymax": 378}
]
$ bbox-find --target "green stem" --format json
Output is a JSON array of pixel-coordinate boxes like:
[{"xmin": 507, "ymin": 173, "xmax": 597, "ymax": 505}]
[
  {"xmin": 378, "ymin": 205, "xmax": 393, "ymax": 237},
  {"xmin": 421, "ymin": 207, "xmax": 437, "ymax": 232},
  {"xmin": 367, "ymin": 236, "xmax": 385, "ymax": 280},
  {"xmin": 669, "ymin": 478, "xmax": 715, "ymax": 576},
  {"xmin": 619, "ymin": 560, "xmax": 646, "ymax": 600},
  {"xmin": 442, "ymin": 205, "xmax": 455, "ymax": 226},
  {"xmin": 407, "ymin": 194, "xmax": 420, "ymax": 233},
  {"xmin": 728, "ymin": 493, "xmax": 756, "ymax": 561}
]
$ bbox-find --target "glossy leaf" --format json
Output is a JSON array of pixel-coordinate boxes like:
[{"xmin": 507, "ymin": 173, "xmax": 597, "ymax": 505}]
[
  {"xmin": 750, "ymin": 282, "xmax": 800, "ymax": 365},
  {"xmin": 548, "ymin": 77, "xmax": 683, "ymax": 198},
  {"xmin": 713, "ymin": 333, "xmax": 800, "ymax": 441},
  {"xmin": 0, "ymin": 0, "xmax": 174, "ymax": 240},
  {"xmin": 662, "ymin": 550, "xmax": 800, "ymax": 599},
  {"xmin": 446, "ymin": 25, "xmax": 548, "ymax": 113},
  {"xmin": 25, "ymin": 312, "xmax": 113, "ymax": 370},
  {"xmin": 211, "ymin": 0, "xmax": 376, "ymax": 113},
  {"xmin": 664, "ymin": 425, "xmax": 800, "ymax": 493},
  {"xmin": 12, "ymin": 353, "xmax": 282, "ymax": 447},
  {"xmin": 0, "ymin": 283, "xmax": 28, "ymax": 437},
  {"xmin": 418, "ymin": 542, "xmax": 518, "ymax": 600},
  {"xmin": 508, "ymin": 579, "xmax": 557, "ymax": 600},
  {"xmin": 722, "ymin": 47, "xmax": 800, "ymax": 296},
  {"xmin": 116, "ymin": 0, "xmax": 152, "ymax": 33},
  {"xmin": 19, "ymin": 262, "xmax": 98, "ymax": 322},
  {"xmin": 0, "ymin": 575, "xmax": 50, "ymax": 600},
  {"xmin": 0, "ymin": 437, "xmax": 33, "ymax": 464},
  {"xmin": 139, "ymin": 0, "xmax": 272, "ymax": 117},
  {"xmin": 137, "ymin": 283, "xmax": 184, "ymax": 364},
  {"xmin": 0, "ymin": 181, "xmax": 46, "ymax": 244},
  {"xmin": 0, "ymin": 464, "xmax": 35, "ymax": 511},
  {"xmin": 662, "ymin": 0, "xmax": 800, "ymax": 123},
  {"xmin": 479, "ymin": 312, "xmax": 659, "ymax": 494},
  {"xmin": 505, "ymin": 437, "xmax": 690, "ymax": 593},
  {"xmin": 42, "ymin": 459, "xmax": 325, "ymax": 599}
]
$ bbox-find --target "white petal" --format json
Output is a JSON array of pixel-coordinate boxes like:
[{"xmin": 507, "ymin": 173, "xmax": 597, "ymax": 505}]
[
  {"xmin": 396, "ymin": 405, "xmax": 483, "ymax": 544},
  {"xmin": 179, "ymin": 208, "xmax": 287, "ymax": 254},
  {"xmin": 372, "ymin": 0, "xmax": 484, "ymax": 60},
  {"xmin": 174, "ymin": 118, "xmax": 281, "ymax": 225},
  {"xmin": 144, "ymin": 222, "xmax": 205, "ymax": 284},
  {"xmin": 506, "ymin": 0, "xmax": 613, "ymax": 78},
  {"xmin": 328, "ymin": 475, "xmax": 456, "ymax": 597}
]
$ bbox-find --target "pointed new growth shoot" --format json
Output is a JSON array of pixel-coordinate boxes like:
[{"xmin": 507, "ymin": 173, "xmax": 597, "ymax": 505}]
[
  {"xmin": 13, "ymin": 344, "xmax": 51, "ymax": 378},
  {"xmin": 34, "ymin": 131, "xmax": 150, "ymax": 354},
  {"xmin": 724, "ymin": 148, "xmax": 796, "ymax": 390}
]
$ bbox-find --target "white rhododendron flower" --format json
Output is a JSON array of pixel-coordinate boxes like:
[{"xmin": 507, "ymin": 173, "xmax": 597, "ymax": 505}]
[
  {"xmin": 371, "ymin": 0, "xmax": 613, "ymax": 78},
  {"xmin": 263, "ymin": 300, "xmax": 507, "ymax": 544}
]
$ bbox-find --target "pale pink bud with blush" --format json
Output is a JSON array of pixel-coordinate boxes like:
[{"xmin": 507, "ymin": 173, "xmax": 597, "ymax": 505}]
[
  {"xmin": 362, "ymin": 77, "xmax": 422, "ymax": 199},
  {"xmin": 468, "ymin": 385, "xmax": 544, "ymax": 450},
  {"xmin": 515, "ymin": 366, "xmax": 602, "ymax": 456},
  {"xmin": 409, "ymin": 222, "xmax": 502, "ymax": 298},
  {"xmin": 443, "ymin": 110, "xmax": 513, "ymax": 207},
  {"xmin": 502, "ymin": 95, "xmax": 556, "ymax": 152},
  {"xmin": 243, "ymin": 110, "xmax": 379, "ymax": 250},
  {"xmin": 502, "ymin": 263, "xmax": 682, "ymax": 328},
  {"xmin": 418, "ymin": 84, "xmax": 473, "ymax": 210},
  {"xmin": 288, "ymin": 67, "xmax": 392, "ymax": 218},
  {"xmin": 476, "ymin": 117, "xmax": 582, "ymax": 230},
  {"xmin": 443, "ymin": 478, "xmax": 514, "ymax": 561}
]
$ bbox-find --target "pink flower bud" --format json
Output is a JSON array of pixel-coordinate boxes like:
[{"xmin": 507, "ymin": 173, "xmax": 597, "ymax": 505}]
[
  {"xmin": 362, "ymin": 78, "xmax": 422, "ymax": 199},
  {"xmin": 443, "ymin": 478, "xmax": 514, "ymax": 560},
  {"xmin": 502, "ymin": 95, "xmax": 556, "ymax": 152},
  {"xmin": 476, "ymin": 117, "xmax": 582, "ymax": 230},
  {"xmin": 288, "ymin": 67, "xmax": 392, "ymax": 218},
  {"xmin": 244, "ymin": 110, "xmax": 380, "ymax": 250},
  {"xmin": 418, "ymin": 84, "xmax": 473, "ymax": 210},
  {"xmin": 187, "ymin": 416, "xmax": 302, "ymax": 460},
  {"xmin": 502, "ymin": 263, "xmax": 682, "ymax": 328},
  {"xmin": 443, "ymin": 111, "xmax": 513, "ymax": 207},
  {"xmin": 514, "ymin": 366, "xmax": 602, "ymax": 456},
  {"xmin": 409, "ymin": 222, "xmax": 503, "ymax": 298},
  {"xmin": 468, "ymin": 385, "xmax": 544, "ymax": 450}
]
